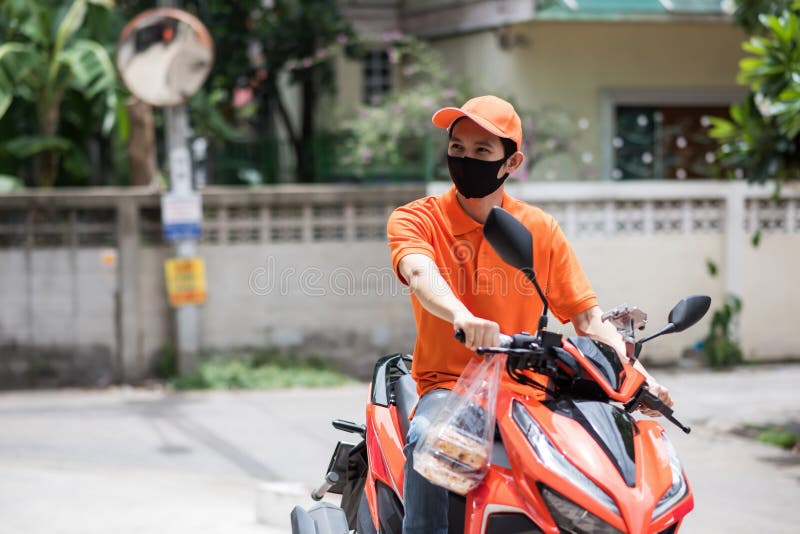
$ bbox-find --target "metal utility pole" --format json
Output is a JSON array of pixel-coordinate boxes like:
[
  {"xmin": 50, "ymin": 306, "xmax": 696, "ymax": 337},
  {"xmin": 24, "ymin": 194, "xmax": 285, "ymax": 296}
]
[
  {"xmin": 159, "ymin": 0, "xmax": 200, "ymax": 376},
  {"xmin": 163, "ymin": 106, "xmax": 200, "ymax": 376},
  {"xmin": 118, "ymin": 1, "xmax": 213, "ymax": 379}
]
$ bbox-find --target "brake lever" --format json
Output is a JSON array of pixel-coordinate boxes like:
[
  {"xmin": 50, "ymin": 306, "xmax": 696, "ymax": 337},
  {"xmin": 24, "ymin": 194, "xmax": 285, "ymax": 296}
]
[{"xmin": 631, "ymin": 388, "xmax": 691, "ymax": 434}]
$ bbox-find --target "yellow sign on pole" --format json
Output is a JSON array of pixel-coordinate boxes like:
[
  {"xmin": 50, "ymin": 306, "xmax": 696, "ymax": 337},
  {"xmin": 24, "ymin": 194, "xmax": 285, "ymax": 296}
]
[{"xmin": 164, "ymin": 257, "xmax": 207, "ymax": 307}]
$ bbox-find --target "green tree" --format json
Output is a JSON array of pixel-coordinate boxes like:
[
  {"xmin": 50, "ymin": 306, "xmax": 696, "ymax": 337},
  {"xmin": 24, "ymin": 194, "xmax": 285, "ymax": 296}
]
[
  {"xmin": 252, "ymin": 0, "xmax": 354, "ymax": 182},
  {"xmin": 709, "ymin": 1, "xmax": 800, "ymax": 184},
  {"xmin": 175, "ymin": 0, "xmax": 354, "ymax": 183},
  {"xmin": 725, "ymin": 0, "xmax": 797, "ymax": 33},
  {"xmin": 0, "ymin": 0, "xmax": 119, "ymax": 187}
]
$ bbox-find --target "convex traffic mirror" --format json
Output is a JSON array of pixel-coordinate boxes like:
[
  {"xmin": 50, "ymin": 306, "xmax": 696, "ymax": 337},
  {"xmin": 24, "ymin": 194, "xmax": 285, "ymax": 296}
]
[{"xmin": 117, "ymin": 8, "xmax": 213, "ymax": 107}]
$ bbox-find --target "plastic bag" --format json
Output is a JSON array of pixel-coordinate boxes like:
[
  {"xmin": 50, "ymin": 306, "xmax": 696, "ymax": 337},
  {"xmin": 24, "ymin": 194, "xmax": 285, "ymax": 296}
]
[{"xmin": 413, "ymin": 354, "xmax": 506, "ymax": 495}]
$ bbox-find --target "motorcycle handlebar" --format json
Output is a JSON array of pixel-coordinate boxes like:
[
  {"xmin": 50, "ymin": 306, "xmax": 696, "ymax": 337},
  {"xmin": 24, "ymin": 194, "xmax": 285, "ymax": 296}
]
[
  {"xmin": 453, "ymin": 328, "xmax": 512, "ymax": 348},
  {"xmin": 455, "ymin": 330, "xmax": 692, "ymax": 434}
]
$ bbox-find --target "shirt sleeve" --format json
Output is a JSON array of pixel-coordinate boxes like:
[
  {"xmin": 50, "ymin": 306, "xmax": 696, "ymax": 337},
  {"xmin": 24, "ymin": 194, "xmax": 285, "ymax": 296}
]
[
  {"xmin": 387, "ymin": 205, "xmax": 436, "ymax": 285},
  {"xmin": 545, "ymin": 218, "xmax": 598, "ymax": 323}
]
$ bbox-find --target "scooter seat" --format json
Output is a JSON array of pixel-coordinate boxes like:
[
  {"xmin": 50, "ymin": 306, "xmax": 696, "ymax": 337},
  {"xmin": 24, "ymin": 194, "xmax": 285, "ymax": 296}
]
[{"xmin": 393, "ymin": 374, "xmax": 419, "ymax": 440}]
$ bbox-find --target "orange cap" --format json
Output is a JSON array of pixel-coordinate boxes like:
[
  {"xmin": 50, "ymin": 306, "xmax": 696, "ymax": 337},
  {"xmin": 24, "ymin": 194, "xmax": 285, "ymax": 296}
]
[{"xmin": 432, "ymin": 95, "xmax": 522, "ymax": 151}]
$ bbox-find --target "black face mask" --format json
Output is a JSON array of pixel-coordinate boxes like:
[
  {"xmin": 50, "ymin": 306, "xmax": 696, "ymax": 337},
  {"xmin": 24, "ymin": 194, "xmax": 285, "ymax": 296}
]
[{"xmin": 447, "ymin": 155, "xmax": 509, "ymax": 199}]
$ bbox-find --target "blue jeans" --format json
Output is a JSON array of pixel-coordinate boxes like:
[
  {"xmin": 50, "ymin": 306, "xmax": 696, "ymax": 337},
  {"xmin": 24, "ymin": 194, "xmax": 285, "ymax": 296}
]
[{"xmin": 402, "ymin": 389, "xmax": 452, "ymax": 534}]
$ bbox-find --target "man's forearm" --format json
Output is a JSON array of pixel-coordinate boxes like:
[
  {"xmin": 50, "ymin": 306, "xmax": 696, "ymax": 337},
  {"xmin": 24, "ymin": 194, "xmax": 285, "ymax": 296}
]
[
  {"xmin": 400, "ymin": 253, "xmax": 500, "ymax": 349},
  {"xmin": 572, "ymin": 306, "xmax": 626, "ymax": 356},
  {"xmin": 401, "ymin": 254, "xmax": 469, "ymax": 323}
]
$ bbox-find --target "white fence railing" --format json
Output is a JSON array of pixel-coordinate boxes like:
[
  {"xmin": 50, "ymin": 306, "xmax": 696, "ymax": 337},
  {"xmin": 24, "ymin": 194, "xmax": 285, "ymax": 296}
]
[
  {"xmin": 428, "ymin": 180, "xmax": 800, "ymax": 302},
  {"xmin": 2, "ymin": 181, "xmax": 799, "ymax": 385},
  {"xmin": 429, "ymin": 180, "xmax": 800, "ymax": 237}
]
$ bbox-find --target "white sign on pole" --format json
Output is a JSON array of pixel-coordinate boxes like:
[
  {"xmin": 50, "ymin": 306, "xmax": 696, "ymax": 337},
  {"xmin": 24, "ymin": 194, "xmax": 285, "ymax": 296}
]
[{"xmin": 162, "ymin": 192, "xmax": 202, "ymax": 241}]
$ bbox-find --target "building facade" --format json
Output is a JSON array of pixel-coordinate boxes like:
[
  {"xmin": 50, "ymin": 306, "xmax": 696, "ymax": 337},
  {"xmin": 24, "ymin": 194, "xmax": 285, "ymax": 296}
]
[{"xmin": 337, "ymin": 0, "xmax": 746, "ymax": 181}]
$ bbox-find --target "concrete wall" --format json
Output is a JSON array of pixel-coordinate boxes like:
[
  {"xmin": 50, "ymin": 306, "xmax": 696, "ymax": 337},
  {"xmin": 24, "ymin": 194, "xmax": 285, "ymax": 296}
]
[
  {"xmin": 126, "ymin": 241, "xmax": 417, "ymax": 380},
  {"xmin": 565, "ymin": 235, "xmax": 725, "ymax": 362},
  {"xmin": 1, "ymin": 182, "xmax": 798, "ymax": 387},
  {"xmin": 0, "ymin": 185, "xmax": 424, "ymax": 386},
  {"xmin": 741, "ymin": 234, "xmax": 798, "ymax": 361},
  {"xmin": 197, "ymin": 242, "xmax": 415, "ymax": 377},
  {"xmin": 0, "ymin": 248, "xmax": 118, "ymax": 387}
]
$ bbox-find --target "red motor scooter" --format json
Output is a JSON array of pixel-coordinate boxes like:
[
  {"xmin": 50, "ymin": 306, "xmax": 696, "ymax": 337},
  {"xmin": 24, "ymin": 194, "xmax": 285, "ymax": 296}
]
[{"xmin": 292, "ymin": 206, "xmax": 709, "ymax": 534}]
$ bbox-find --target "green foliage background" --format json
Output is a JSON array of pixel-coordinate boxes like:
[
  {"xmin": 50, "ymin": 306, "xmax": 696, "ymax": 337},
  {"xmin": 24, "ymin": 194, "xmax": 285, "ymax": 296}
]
[{"xmin": 709, "ymin": 0, "xmax": 800, "ymax": 184}]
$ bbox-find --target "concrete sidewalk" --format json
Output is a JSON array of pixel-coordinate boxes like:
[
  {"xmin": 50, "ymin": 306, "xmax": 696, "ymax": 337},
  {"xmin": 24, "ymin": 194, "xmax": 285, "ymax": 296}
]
[{"xmin": 0, "ymin": 365, "xmax": 798, "ymax": 533}]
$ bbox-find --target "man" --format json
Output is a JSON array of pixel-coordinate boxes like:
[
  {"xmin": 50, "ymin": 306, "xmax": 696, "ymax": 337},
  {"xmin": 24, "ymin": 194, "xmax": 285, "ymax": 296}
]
[{"xmin": 386, "ymin": 95, "xmax": 673, "ymax": 533}]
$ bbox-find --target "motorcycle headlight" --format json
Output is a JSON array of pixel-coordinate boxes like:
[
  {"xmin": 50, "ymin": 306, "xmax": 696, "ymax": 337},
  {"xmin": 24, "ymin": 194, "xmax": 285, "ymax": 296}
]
[
  {"xmin": 652, "ymin": 433, "xmax": 689, "ymax": 520},
  {"xmin": 511, "ymin": 401, "xmax": 620, "ymax": 516},
  {"xmin": 540, "ymin": 485, "xmax": 624, "ymax": 534}
]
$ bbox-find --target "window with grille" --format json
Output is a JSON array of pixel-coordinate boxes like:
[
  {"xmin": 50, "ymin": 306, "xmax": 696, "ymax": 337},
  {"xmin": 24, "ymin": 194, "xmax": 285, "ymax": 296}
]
[
  {"xmin": 363, "ymin": 50, "xmax": 391, "ymax": 105},
  {"xmin": 612, "ymin": 105, "xmax": 731, "ymax": 180}
]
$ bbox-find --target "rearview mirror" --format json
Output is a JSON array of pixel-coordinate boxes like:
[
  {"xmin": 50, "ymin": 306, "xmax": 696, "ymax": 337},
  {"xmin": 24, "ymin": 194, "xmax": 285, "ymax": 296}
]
[
  {"xmin": 636, "ymin": 294, "xmax": 713, "ymax": 351},
  {"xmin": 117, "ymin": 8, "xmax": 214, "ymax": 107},
  {"xmin": 484, "ymin": 206, "xmax": 533, "ymax": 272},
  {"xmin": 667, "ymin": 295, "xmax": 711, "ymax": 333},
  {"xmin": 484, "ymin": 206, "xmax": 551, "ymax": 334}
]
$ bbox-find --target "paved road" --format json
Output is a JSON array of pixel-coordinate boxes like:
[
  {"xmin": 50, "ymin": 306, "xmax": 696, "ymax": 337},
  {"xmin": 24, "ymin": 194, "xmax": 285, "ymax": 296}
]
[{"xmin": 0, "ymin": 365, "xmax": 798, "ymax": 533}]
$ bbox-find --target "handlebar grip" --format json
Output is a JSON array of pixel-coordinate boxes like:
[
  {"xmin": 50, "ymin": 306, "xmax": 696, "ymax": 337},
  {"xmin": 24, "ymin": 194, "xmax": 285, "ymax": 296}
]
[
  {"xmin": 454, "ymin": 329, "xmax": 466, "ymax": 343},
  {"xmin": 455, "ymin": 329, "xmax": 512, "ymax": 348}
]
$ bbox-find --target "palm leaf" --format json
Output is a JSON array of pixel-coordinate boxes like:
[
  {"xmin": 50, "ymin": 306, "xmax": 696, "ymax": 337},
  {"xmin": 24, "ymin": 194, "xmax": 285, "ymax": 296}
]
[
  {"xmin": 49, "ymin": 0, "xmax": 113, "ymax": 86},
  {"xmin": 0, "ymin": 43, "xmax": 41, "ymax": 119},
  {"xmin": 1, "ymin": 0, "xmax": 52, "ymax": 48},
  {"xmin": 53, "ymin": 0, "xmax": 115, "ymax": 56},
  {"xmin": 53, "ymin": 0, "xmax": 88, "ymax": 62},
  {"xmin": 1, "ymin": 135, "xmax": 72, "ymax": 158},
  {"xmin": 61, "ymin": 39, "xmax": 117, "ymax": 133},
  {"xmin": 87, "ymin": 0, "xmax": 115, "ymax": 8}
]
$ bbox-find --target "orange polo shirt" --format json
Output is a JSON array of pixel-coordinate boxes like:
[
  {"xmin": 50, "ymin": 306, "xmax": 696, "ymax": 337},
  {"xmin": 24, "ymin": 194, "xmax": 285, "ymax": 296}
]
[{"xmin": 387, "ymin": 186, "xmax": 598, "ymax": 398}]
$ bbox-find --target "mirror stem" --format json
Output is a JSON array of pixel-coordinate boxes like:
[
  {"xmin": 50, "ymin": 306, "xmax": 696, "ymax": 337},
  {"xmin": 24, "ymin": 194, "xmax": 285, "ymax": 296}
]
[
  {"xmin": 638, "ymin": 323, "xmax": 677, "ymax": 346},
  {"xmin": 523, "ymin": 268, "xmax": 550, "ymax": 334}
]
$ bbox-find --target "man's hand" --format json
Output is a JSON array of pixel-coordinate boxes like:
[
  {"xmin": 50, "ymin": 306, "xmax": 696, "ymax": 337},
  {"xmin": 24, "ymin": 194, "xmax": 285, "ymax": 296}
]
[
  {"xmin": 640, "ymin": 380, "xmax": 673, "ymax": 417},
  {"xmin": 453, "ymin": 312, "xmax": 500, "ymax": 351}
]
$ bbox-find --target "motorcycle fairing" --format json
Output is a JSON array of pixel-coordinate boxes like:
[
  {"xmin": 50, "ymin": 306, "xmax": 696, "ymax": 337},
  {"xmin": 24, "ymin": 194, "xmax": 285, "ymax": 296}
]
[
  {"xmin": 561, "ymin": 338, "xmax": 646, "ymax": 403},
  {"xmin": 544, "ymin": 398, "xmax": 638, "ymax": 487},
  {"xmin": 568, "ymin": 337, "xmax": 626, "ymax": 391},
  {"xmin": 467, "ymin": 467, "xmax": 555, "ymax": 534},
  {"xmin": 362, "ymin": 352, "xmax": 693, "ymax": 534},
  {"xmin": 498, "ymin": 391, "xmax": 629, "ymax": 532},
  {"xmin": 365, "ymin": 385, "xmax": 406, "ymax": 529},
  {"xmin": 498, "ymin": 390, "xmax": 694, "ymax": 533}
]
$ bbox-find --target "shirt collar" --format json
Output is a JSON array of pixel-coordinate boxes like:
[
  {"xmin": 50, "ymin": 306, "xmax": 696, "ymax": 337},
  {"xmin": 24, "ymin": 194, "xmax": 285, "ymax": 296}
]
[{"xmin": 439, "ymin": 185, "xmax": 512, "ymax": 236}]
